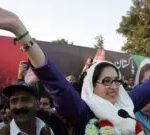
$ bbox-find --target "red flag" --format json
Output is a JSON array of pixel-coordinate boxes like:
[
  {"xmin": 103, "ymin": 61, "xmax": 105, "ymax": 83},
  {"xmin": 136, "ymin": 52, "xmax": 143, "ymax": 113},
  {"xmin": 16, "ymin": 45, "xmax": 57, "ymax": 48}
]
[{"xmin": 0, "ymin": 36, "xmax": 27, "ymax": 88}]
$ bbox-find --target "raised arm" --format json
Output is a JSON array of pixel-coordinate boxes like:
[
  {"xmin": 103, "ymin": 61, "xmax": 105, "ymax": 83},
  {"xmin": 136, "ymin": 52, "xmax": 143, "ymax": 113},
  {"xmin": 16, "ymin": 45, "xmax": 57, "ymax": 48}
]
[
  {"xmin": 0, "ymin": 8, "xmax": 92, "ymax": 123},
  {"xmin": 0, "ymin": 8, "xmax": 45, "ymax": 68}
]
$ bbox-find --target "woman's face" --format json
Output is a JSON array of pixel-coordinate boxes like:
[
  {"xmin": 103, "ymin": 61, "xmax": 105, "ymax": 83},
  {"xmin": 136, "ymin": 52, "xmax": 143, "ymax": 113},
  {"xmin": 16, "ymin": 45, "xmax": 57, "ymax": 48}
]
[
  {"xmin": 93, "ymin": 66, "xmax": 120, "ymax": 104},
  {"xmin": 141, "ymin": 69, "xmax": 150, "ymax": 83}
]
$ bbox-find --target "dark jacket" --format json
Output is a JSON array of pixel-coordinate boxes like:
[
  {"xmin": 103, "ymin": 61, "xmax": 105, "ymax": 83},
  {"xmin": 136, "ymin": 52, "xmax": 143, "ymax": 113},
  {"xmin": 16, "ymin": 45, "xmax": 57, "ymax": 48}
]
[{"xmin": 37, "ymin": 110, "xmax": 68, "ymax": 135}]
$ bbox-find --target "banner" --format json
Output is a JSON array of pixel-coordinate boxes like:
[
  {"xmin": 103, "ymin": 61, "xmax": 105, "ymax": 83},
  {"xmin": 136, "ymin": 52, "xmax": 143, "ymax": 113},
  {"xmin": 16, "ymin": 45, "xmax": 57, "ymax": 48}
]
[
  {"xmin": 0, "ymin": 36, "xmax": 27, "ymax": 89},
  {"xmin": 0, "ymin": 35, "xmax": 149, "ymax": 89}
]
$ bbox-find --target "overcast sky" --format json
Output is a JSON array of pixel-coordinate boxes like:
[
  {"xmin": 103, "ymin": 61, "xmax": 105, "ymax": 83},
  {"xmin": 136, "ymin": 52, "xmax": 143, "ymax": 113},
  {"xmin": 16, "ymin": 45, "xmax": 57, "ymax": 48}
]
[{"xmin": 0, "ymin": 0, "xmax": 133, "ymax": 52}]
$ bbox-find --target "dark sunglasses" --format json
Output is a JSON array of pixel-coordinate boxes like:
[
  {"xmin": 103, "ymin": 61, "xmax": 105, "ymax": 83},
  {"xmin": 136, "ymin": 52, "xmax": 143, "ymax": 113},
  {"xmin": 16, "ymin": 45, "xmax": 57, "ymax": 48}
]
[{"xmin": 96, "ymin": 77, "xmax": 122, "ymax": 86}]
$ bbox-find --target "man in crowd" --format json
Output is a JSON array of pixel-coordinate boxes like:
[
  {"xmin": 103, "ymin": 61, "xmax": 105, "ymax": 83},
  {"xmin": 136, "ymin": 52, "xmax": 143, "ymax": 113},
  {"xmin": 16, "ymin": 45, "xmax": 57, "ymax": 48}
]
[
  {"xmin": 40, "ymin": 92, "xmax": 55, "ymax": 113},
  {"xmin": 38, "ymin": 92, "xmax": 68, "ymax": 135},
  {"xmin": 0, "ymin": 81, "xmax": 54, "ymax": 135},
  {"xmin": 0, "ymin": 95, "xmax": 11, "ymax": 129}
]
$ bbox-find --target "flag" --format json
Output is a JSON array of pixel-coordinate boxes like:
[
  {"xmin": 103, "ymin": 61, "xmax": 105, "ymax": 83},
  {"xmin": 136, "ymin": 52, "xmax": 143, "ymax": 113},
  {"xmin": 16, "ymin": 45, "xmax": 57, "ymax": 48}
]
[{"xmin": 0, "ymin": 36, "xmax": 27, "ymax": 88}]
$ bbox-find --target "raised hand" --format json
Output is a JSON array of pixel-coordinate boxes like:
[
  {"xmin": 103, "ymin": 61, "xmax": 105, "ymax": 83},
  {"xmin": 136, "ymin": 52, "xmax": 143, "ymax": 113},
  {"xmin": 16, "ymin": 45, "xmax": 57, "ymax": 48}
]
[
  {"xmin": 0, "ymin": 8, "xmax": 27, "ymax": 36},
  {"xmin": 17, "ymin": 61, "xmax": 29, "ymax": 80},
  {"xmin": 0, "ymin": 8, "xmax": 46, "ymax": 68}
]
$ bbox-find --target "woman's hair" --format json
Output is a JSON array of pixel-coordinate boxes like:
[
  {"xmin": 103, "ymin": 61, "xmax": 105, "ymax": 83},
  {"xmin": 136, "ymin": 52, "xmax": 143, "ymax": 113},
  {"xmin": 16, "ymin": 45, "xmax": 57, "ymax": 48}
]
[
  {"xmin": 92, "ymin": 62, "xmax": 119, "ymax": 87},
  {"xmin": 139, "ymin": 64, "xmax": 150, "ymax": 84}
]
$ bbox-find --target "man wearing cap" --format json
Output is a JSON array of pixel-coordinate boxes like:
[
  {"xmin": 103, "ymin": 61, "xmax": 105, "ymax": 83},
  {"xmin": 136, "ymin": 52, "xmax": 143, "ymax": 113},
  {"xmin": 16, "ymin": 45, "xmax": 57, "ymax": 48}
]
[{"xmin": 0, "ymin": 81, "xmax": 54, "ymax": 135}]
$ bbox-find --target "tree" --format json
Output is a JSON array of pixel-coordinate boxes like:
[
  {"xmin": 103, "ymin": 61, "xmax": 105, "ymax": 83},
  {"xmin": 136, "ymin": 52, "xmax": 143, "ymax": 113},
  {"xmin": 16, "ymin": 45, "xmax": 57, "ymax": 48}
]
[
  {"xmin": 117, "ymin": 0, "xmax": 150, "ymax": 56},
  {"xmin": 94, "ymin": 34, "xmax": 104, "ymax": 49},
  {"xmin": 50, "ymin": 38, "xmax": 74, "ymax": 45}
]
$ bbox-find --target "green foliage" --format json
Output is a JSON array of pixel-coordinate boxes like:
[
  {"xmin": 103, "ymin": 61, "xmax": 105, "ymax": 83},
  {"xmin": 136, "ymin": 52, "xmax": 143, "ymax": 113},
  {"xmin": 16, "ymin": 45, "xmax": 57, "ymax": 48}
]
[
  {"xmin": 117, "ymin": 0, "xmax": 150, "ymax": 56},
  {"xmin": 50, "ymin": 38, "xmax": 74, "ymax": 45},
  {"xmin": 94, "ymin": 34, "xmax": 104, "ymax": 49}
]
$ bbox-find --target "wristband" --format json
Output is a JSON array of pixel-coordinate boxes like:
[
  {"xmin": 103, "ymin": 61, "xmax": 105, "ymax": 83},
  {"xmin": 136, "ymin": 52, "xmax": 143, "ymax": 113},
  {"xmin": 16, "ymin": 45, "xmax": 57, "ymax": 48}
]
[{"xmin": 14, "ymin": 31, "xmax": 29, "ymax": 45}]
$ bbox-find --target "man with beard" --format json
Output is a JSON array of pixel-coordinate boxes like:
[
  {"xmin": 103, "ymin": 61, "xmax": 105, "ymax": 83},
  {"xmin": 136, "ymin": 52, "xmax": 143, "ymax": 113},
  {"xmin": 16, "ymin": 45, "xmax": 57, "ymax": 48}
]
[{"xmin": 0, "ymin": 81, "xmax": 54, "ymax": 135}]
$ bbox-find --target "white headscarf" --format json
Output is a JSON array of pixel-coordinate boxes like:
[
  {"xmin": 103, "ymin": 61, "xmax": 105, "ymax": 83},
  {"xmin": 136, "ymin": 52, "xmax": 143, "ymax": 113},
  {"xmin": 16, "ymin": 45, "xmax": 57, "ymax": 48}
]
[
  {"xmin": 81, "ymin": 60, "xmax": 136, "ymax": 135},
  {"xmin": 134, "ymin": 58, "xmax": 150, "ymax": 86}
]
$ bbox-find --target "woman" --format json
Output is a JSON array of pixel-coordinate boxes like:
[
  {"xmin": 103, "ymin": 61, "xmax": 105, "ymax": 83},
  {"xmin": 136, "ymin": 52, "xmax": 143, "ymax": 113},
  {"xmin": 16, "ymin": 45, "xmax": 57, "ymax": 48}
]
[
  {"xmin": 82, "ymin": 61, "xmax": 143, "ymax": 134},
  {"xmin": 134, "ymin": 59, "xmax": 150, "ymax": 86},
  {"xmin": 134, "ymin": 59, "xmax": 150, "ymax": 134},
  {"xmin": 0, "ymin": 8, "xmax": 149, "ymax": 135}
]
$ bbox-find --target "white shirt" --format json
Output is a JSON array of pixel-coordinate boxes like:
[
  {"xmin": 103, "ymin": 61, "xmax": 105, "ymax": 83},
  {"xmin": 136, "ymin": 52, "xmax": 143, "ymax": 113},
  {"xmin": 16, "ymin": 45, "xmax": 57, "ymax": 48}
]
[
  {"xmin": 0, "ymin": 122, "xmax": 6, "ymax": 129},
  {"xmin": 10, "ymin": 117, "xmax": 54, "ymax": 135}
]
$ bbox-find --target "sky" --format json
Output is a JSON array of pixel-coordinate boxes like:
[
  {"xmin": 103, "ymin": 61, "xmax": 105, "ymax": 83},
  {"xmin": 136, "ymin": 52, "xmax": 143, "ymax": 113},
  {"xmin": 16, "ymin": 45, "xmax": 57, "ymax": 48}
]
[{"xmin": 0, "ymin": 0, "xmax": 133, "ymax": 52}]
